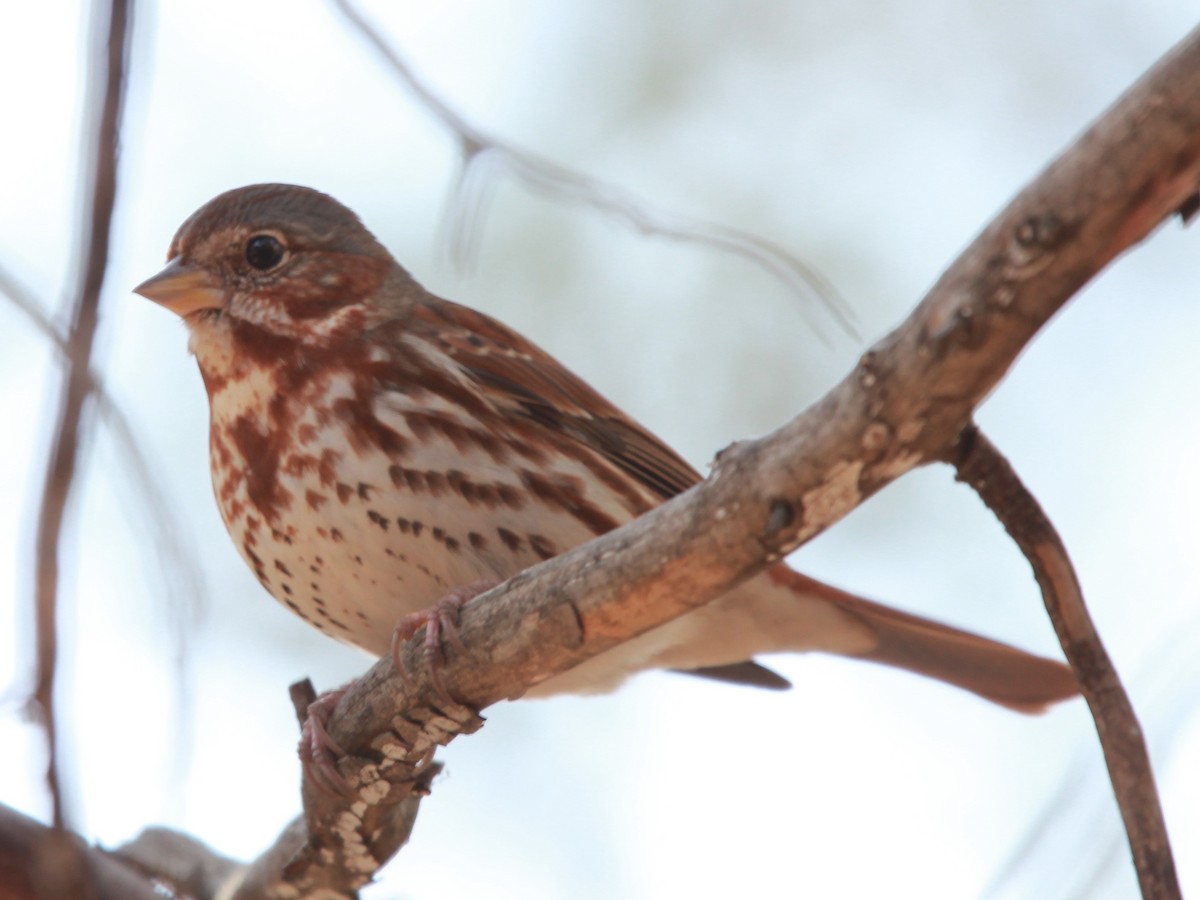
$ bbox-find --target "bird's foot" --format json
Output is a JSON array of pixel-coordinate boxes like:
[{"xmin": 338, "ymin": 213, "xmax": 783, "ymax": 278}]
[
  {"xmin": 299, "ymin": 685, "xmax": 352, "ymax": 796},
  {"xmin": 391, "ymin": 579, "xmax": 496, "ymax": 704}
]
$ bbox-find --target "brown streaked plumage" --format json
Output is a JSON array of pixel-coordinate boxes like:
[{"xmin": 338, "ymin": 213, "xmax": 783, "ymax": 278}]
[{"xmin": 136, "ymin": 183, "xmax": 1078, "ymax": 711}]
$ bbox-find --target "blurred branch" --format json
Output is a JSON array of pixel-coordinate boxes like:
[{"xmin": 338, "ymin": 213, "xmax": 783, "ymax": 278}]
[
  {"xmin": 0, "ymin": 264, "xmax": 206, "ymax": 628},
  {"xmin": 0, "ymin": 802, "xmax": 164, "ymax": 900},
  {"xmin": 231, "ymin": 23, "xmax": 1200, "ymax": 897},
  {"xmin": 330, "ymin": 0, "xmax": 856, "ymax": 342},
  {"xmin": 30, "ymin": 0, "xmax": 132, "ymax": 846},
  {"xmin": 986, "ymin": 619, "xmax": 1200, "ymax": 898},
  {"xmin": 951, "ymin": 426, "xmax": 1179, "ymax": 899}
]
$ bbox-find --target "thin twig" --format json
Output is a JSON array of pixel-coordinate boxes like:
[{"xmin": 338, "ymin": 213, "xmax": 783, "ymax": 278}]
[
  {"xmin": 31, "ymin": 0, "xmax": 132, "ymax": 834},
  {"xmin": 0, "ymin": 262, "xmax": 206, "ymax": 628},
  {"xmin": 330, "ymin": 0, "xmax": 857, "ymax": 342},
  {"xmin": 1, "ymin": 260, "xmax": 207, "ymax": 790},
  {"xmin": 951, "ymin": 425, "xmax": 1179, "ymax": 900}
]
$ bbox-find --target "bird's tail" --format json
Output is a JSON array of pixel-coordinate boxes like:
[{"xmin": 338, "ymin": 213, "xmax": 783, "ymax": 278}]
[
  {"xmin": 530, "ymin": 563, "xmax": 1078, "ymax": 710},
  {"xmin": 736, "ymin": 565, "xmax": 1079, "ymax": 712}
]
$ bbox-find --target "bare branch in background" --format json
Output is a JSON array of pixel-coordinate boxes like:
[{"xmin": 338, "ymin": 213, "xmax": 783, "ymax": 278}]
[
  {"xmin": 0, "ymin": 263, "xmax": 206, "ymax": 634},
  {"xmin": 29, "ymin": 0, "xmax": 132, "ymax": 851},
  {"xmin": 330, "ymin": 0, "xmax": 857, "ymax": 343},
  {"xmin": 0, "ymin": 803, "xmax": 165, "ymax": 900},
  {"xmin": 986, "ymin": 622, "xmax": 1200, "ymax": 897},
  {"xmin": 952, "ymin": 426, "xmax": 1180, "ymax": 900}
]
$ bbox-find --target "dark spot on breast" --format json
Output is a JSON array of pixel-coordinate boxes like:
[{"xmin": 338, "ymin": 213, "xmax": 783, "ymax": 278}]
[
  {"xmin": 444, "ymin": 537, "xmax": 460, "ymax": 552},
  {"xmin": 336, "ymin": 482, "xmax": 354, "ymax": 503},
  {"xmin": 432, "ymin": 527, "xmax": 445, "ymax": 541},
  {"xmin": 317, "ymin": 449, "xmax": 340, "ymax": 488},
  {"xmin": 468, "ymin": 531, "xmax": 487, "ymax": 550},
  {"xmin": 403, "ymin": 413, "xmax": 482, "ymax": 456},
  {"xmin": 330, "ymin": 528, "xmax": 344, "ymax": 542},
  {"xmin": 497, "ymin": 528, "xmax": 522, "ymax": 552},
  {"xmin": 528, "ymin": 534, "xmax": 557, "ymax": 560},
  {"xmin": 519, "ymin": 469, "xmax": 619, "ymax": 535},
  {"xmin": 496, "ymin": 484, "xmax": 523, "ymax": 509},
  {"xmin": 446, "ymin": 469, "xmax": 478, "ymax": 501},
  {"xmin": 474, "ymin": 429, "xmax": 507, "ymax": 463},
  {"xmin": 411, "ymin": 521, "xmax": 425, "ymax": 537},
  {"xmin": 274, "ymin": 559, "xmax": 292, "ymax": 576},
  {"xmin": 332, "ymin": 396, "xmax": 408, "ymax": 457},
  {"xmin": 306, "ymin": 490, "xmax": 326, "ymax": 511},
  {"xmin": 397, "ymin": 517, "xmax": 411, "ymax": 534},
  {"xmin": 281, "ymin": 583, "xmax": 293, "ymax": 595},
  {"xmin": 228, "ymin": 414, "xmax": 293, "ymax": 521},
  {"xmin": 507, "ymin": 438, "xmax": 548, "ymax": 464},
  {"xmin": 282, "ymin": 453, "xmax": 318, "ymax": 478},
  {"xmin": 357, "ymin": 482, "xmax": 374, "ymax": 500},
  {"xmin": 367, "ymin": 509, "xmax": 389, "ymax": 530},
  {"xmin": 211, "ymin": 430, "xmax": 233, "ymax": 469}
]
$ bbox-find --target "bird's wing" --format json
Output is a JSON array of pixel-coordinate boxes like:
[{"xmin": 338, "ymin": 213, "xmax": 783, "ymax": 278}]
[{"xmin": 408, "ymin": 295, "xmax": 704, "ymax": 502}]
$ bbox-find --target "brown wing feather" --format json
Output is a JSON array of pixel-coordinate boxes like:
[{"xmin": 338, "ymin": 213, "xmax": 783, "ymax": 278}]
[{"xmin": 411, "ymin": 295, "xmax": 703, "ymax": 500}]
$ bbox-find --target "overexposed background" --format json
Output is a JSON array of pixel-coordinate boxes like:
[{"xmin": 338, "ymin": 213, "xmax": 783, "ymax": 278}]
[{"xmin": 1, "ymin": 2, "xmax": 1197, "ymax": 897}]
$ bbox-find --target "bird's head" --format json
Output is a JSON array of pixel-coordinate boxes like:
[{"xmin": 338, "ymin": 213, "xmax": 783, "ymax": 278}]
[{"xmin": 135, "ymin": 183, "xmax": 406, "ymax": 344}]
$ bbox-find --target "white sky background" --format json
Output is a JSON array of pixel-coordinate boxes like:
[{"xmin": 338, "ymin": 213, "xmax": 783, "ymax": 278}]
[{"xmin": 1, "ymin": 1, "xmax": 1197, "ymax": 897}]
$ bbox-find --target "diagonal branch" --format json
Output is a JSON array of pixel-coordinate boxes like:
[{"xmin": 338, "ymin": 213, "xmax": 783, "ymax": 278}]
[
  {"xmin": 229, "ymin": 22, "xmax": 1200, "ymax": 899},
  {"xmin": 951, "ymin": 426, "xmax": 1179, "ymax": 900}
]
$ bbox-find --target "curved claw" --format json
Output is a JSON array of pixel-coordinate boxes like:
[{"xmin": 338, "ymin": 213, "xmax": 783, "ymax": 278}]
[
  {"xmin": 391, "ymin": 579, "xmax": 496, "ymax": 704},
  {"xmin": 299, "ymin": 686, "xmax": 352, "ymax": 797}
]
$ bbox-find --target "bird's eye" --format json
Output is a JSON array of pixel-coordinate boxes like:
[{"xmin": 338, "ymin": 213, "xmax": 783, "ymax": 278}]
[{"xmin": 245, "ymin": 234, "xmax": 285, "ymax": 271}]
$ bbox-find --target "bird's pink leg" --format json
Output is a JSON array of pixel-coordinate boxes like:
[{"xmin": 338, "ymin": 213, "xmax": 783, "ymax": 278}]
[
  {"xmin": 391, "ymin": 579, "xmax": 497, "ymax": 703},
  {"xmin": 299, "ymin": 686, "xmax": 352, "ymax": 796}
]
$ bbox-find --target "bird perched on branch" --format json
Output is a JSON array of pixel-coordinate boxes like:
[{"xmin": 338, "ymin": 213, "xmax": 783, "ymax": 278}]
[{"xmin": 136, "ymin": 183, "xmax": 1077, "ymax": 711}]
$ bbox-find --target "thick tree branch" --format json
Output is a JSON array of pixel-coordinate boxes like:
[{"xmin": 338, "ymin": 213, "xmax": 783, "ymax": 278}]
[{"xmin": 229, "ymin": 23, "xmax": 1200, "ymax": 899}]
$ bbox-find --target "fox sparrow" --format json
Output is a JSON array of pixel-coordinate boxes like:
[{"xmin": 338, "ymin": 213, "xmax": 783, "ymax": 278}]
[{"xmin": 135, "ymin": 183, "xmax": 1077, "ymax": 710}]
